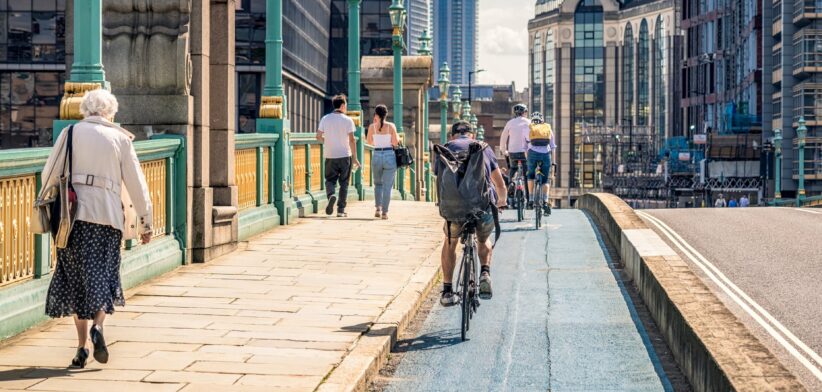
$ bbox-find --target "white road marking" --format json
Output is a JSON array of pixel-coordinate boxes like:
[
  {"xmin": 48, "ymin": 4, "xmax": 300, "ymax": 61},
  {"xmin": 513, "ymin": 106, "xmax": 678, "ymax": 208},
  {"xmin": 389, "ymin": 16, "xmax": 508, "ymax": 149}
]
[
  {"xmin": 794, "ymin": 208, "xmax": 821, "ymax": 215},
  {"xmin": 637, "ymin": 211, "xmax": 822, "ymax": 382},
  {"xmin": 500, "ymin": 231, "xmax": 528, "ymax": 390}
]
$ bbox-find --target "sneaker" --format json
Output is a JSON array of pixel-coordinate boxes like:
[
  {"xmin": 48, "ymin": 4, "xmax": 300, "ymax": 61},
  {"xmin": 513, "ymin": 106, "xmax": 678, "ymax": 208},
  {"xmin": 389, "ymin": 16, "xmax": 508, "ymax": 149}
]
[
  {"xmin": 543, "ymin": 204, "xmax": 551, "ymax": 216},
  {"xmin": 440, "ymin": 290, "xmax": 459, "ymax": 307},
  {"xmin": 337, "ymin": 212, "xmax": 348, "ymax": 218},
  {"xmin": 375, "ymin": 208, "xmax": 381, "ymax": 218},
  {"xmin": 381, "ymin": 213, "xmax": 388, "ymax": 220},
  {"xmin": 325, "ymin": 195, "xmax": 337, "ymax": 215},
  {"xmin": 479, "ymin": 272, "xmax": 493, "ymax": 300},
  {"xmin": 527, "ymin": 201, "xmax": 534, "ymax": 210}
]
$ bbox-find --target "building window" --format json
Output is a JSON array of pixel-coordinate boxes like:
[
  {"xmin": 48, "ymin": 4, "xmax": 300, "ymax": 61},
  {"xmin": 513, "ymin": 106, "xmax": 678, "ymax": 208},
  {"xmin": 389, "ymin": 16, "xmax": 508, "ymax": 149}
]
[
  {"xmin": 637, "ymin": 19, "xmax": 650, "ymax": 126},
  {"xmin": 237, "ymin": 72, "xmax": 261, "ymax": 133},
  {"xmin": 655, "ymin": 16, "xmax": 667, "ymax": 142},
  {"xmin": 0, "ymin": 71, "xmax": 64, "ymax": 148},
  {"xmin": 622, "ymin": 23, "xmax": 634, "ymax": 127},
  {"xmin": 532, "ymin": 33, "xmax": 542, "ymax": 113},
  {"xmin": 1, "ymin": 0, "xmax": 66, "ymax": 64},
  {"xmin": 573, "ymin": 0, "xmax": 604, "ymax": 189},
  {"xmin": 545, "ymin": 29, "xmax": 555, "ymax": 125}
]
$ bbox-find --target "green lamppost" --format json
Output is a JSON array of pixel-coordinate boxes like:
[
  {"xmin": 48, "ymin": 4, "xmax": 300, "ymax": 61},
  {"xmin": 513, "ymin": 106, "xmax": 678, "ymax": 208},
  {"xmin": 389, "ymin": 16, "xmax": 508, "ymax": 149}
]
[
  {"xmin": 477, "ymin": 124, "xmax": 485, "ymax": 141},
  {"xmin": 773, "ymin": 128, "xmax": 783, "ymax": 201},
  {"xmin": 389, "ymin": 0, "xmax": 408, "ymax": 199},
  {"xmin": 469, "ymin": 114, "xmax": 478, "ymax": 138},
  {"xmin": 348, "ymin": 0, "xmax": 365, "ymax": 200},
  {"xmin": 451, "ymin": 86, "xmax": 463, "ymax": 121},
  {"xmin": 257, "ymin": 0, "xmax": 294, "ymax": 224},
  {"xmin": 418, "ymin": 29, "xmax": 432, "ymax": 201},
  {"xmin": 54, "ymin": 0, "xmax": 109, "ymax": 137},
  {"xmin": 796, "ymin": 117, "xmax": 808, "ymax": 205},
  {"xmin": 462, "ymin": 101, "xmax": 472, "ymax": 121},
  {"xmin": 438, "ymin": 62, "xmax": 451, "ymax": 144}
]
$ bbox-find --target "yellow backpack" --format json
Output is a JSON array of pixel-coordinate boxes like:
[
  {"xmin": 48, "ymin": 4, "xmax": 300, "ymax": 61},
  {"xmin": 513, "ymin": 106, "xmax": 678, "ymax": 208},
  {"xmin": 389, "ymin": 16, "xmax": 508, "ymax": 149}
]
[{"xmin": 529, "ymin": 123, "xmax": 553, "ymax": 146}]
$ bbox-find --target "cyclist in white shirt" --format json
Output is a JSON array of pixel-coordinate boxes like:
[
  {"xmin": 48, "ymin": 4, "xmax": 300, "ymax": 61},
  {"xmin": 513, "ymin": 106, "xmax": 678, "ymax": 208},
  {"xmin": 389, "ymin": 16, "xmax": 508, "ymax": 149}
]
[{"xmin": 499, "ymin": 104, "xmax": 531, "ymax": 205}]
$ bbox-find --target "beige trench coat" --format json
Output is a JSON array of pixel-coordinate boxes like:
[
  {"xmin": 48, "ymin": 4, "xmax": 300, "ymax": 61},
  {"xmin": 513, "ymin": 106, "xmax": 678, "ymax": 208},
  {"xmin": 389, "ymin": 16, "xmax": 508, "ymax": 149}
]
[{"xmin": 35, "ymin": 117, "xmax": 153, "ymax": 240}]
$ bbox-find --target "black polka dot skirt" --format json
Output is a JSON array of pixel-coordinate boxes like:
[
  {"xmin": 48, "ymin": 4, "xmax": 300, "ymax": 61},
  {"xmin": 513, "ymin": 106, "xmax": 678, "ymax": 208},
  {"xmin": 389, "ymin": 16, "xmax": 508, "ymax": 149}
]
[{"xmin": 45, "ymin": 220, "xmax": 126, "ymax": 320}]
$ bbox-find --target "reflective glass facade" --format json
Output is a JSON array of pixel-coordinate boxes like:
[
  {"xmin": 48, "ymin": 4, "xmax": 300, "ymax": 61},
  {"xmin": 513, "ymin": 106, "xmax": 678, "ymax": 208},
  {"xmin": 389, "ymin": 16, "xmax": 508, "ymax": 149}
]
[
  {"xmin": 573, "ymin": 0, "xmax": 604, "ymax": 127},
  {"xmin": 622, "ymin": 24, "xmax": 634, "ymax": 125},
  {"xmin": 637, "ymin": 19, "xmax": 649, "ymax": 126},
  {"xmin": 654, "ymin": 16, "xmax": 666, "ymax": 140},
  {"xmin": 1, "ymin": 0, "xmax": 66, "ymax": 149},
  {"xmin": 545, "ymin": 29, "xmax": 554, "ymax": 125},
  {"xmin": 532, "ymin": 34, "xmax": 542, "ymax": 113}
]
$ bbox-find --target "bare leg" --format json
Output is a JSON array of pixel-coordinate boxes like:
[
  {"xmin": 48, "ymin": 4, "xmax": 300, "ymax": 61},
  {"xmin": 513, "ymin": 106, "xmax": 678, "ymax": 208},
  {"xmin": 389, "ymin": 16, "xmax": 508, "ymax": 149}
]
[
  {"xmin": 73, "ymin": 316, "xmax": 89, "ymax": 348},
  {"xmin": 477, "ymin": 238, "xmax": 493, "ymax": 267},
  {"xmin": 93, "ymin": 310, "xmax": 106, "ymax": 329},
  {"xmin": 527, "ymin": 180, "xmax": 535, "ymax": 201},
  {"xmin": 441, "ymin": 237, "xmax": 458, "ymax": 284}
]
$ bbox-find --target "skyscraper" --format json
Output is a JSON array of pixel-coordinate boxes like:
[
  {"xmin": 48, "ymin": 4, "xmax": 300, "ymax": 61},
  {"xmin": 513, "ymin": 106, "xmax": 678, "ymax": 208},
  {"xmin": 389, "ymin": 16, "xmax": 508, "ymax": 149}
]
[
  {"xmin": 433, "ymin": 0, "xmax": 479, "ymax": 86},
  {"xmin": 405, "ymin": 0, "xmax": 431, "ymax": 54}
]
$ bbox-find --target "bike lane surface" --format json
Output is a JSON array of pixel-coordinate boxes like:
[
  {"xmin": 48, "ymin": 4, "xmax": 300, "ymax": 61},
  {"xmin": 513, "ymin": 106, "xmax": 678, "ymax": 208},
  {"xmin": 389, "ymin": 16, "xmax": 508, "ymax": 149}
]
[{"xmin": 383, "ymin": 209, "xmax": 672, "ymax": 391}]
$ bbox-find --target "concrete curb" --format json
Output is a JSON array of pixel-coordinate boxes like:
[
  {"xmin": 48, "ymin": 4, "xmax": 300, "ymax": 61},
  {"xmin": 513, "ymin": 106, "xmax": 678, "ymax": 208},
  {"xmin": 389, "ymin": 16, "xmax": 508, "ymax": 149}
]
[
  {"xmin": 315, "ymin": 242, "xmax": 443, "ymax": 392},
  {"xmin": 578, "ymin": 193, "xmax": 806, "ymax": 392}
]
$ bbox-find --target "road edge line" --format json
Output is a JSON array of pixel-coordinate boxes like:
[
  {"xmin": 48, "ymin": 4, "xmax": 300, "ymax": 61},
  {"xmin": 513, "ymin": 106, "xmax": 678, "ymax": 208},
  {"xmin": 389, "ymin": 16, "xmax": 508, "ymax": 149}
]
[
  {"xmin": 577, "ymin": 193, "xmax": 807, "ymax": 392},
  {"xmin": 315, "ymin": 242, "xmax": 443, "ymax": 392}
]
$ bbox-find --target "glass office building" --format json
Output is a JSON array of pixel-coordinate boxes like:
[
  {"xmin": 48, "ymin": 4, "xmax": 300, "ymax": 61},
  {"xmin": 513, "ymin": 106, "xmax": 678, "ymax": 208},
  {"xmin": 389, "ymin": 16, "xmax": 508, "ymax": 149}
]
[
  {"xmin": 528, "ymin": 0, "xmax": 682, "ymax": 200},
  {"xmin": 0, "ymin": 0, "xmax": 66, "ymax": 149}
]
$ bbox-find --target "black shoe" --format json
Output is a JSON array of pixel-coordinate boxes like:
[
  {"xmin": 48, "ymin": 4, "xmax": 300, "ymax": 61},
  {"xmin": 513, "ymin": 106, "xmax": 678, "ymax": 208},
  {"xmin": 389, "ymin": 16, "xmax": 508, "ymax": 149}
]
[
  {"xmin": 90, "ymin": 325, "xmax": 109, "ymax": 364},
  {"xmin": 325, "ymin": 195, "xmax": 337, "ymax": 215},
  {"xmin": 70, "ymin": 347, "xmax": 89, "ymax": 369},
  {"xmin": 440, "ymin": 290, "xmax": 459, "ymax": 307},
  {"xmin": 527, "ymin": 201, "xmax": 534, "ymax": 210},
  {"xmin": 543, "ymin": 205, "xmax": 551, "ymax": 216}
]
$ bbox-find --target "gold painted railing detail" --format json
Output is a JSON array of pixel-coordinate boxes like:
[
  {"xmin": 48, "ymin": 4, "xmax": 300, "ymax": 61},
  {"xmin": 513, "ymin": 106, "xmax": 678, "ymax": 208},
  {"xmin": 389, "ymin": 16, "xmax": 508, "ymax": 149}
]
[
  {"xmin": 292, "ymin": 145, "xmax": 307, "ymax": 195},
  {"xmin": 309, "ymin": 146, "xmax": 322, "ymax": 191},
  {"xmin": 235, "ymin": 149, "xmax": 257, "ymax": 210},
  {"xmin": 404, "ymin": 168, "xmax": 411, "ymax": 192},
  {"xmin": 0, "ymin": 176, "xmax": 35, "ymax": 287},
  {"xmin": 363, "ymin": 149, "xmax": 372, "ymax": 187},
  {"xmin": 262, "ymin": 148, "xmax": 270, "ymax": 203},
  {"xmin": 140, "ymin": 160, "xmax": 167, "ymax": 237}
]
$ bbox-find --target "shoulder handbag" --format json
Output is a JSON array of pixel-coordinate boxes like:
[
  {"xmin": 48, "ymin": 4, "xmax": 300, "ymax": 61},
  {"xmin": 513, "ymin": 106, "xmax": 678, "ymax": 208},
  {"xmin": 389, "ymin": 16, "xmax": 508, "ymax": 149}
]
[
  {"xmin": 394, "ymin": 143, "xmax": 414, "ymax": 168},
  {"xmin": 33, "ymin": 126, "xmax": 77, "ymax": 247}
]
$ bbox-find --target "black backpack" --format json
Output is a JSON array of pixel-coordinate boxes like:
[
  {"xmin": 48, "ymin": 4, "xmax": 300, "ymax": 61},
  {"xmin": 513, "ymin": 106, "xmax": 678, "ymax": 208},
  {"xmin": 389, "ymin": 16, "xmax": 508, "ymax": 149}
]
[{"xmin": 433, "ymin": 141, "xmax": 493, "ymax": 222}]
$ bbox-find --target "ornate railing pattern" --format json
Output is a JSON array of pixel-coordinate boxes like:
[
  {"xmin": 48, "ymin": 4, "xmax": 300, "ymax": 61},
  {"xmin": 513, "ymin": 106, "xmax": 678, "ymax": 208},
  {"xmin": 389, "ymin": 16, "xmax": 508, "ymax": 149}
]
[
  {"xmin": 235, "ymin": 134, "xmax": 278, "ymax": 210},
  {"xmin": 290, "ymin": 134, "xmax": 324, "ymax": 196},
  {"xmin": 0, "ymin": 175, "xmax": 36, "ymax": 287},
  {"xmin": 363, "ymin": 146, "xmax": 373, "ymax": 187},
  {"xmin": 309, "ymin": 145, "xmax": 323, "ymax": 191},
  {"xmin": 141, "ymin": 160, "xmax": 167, "ymax": 237},
  {"xmin": 292, "ymin": 145, "xmax": 307, "ymax": 195}
]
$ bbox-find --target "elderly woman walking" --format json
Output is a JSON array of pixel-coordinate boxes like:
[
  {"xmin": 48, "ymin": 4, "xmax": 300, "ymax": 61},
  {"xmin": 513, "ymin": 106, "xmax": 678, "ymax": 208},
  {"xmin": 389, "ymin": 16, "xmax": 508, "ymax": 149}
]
[
  {"xmin": 38, "ymin": 89, "xmax": 153, "ymax": 368},
  {"xmin": 366, "ymin": 104, "xmax": 399, "ymax": 219}
]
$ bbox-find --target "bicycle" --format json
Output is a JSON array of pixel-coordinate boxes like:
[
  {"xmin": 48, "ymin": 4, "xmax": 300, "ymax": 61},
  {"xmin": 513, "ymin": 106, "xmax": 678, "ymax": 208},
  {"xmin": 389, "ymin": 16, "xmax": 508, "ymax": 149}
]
[
  {"xmin": 533, "ymin": 166, "xmax": 546, "ymax": 230},
  {"xmin": 454, "ymin": 214, "xmax": 482, "ymax": 341},
  {"xmin": 511, "ymin": 160, "xmax": 526, "ymax": 222}
]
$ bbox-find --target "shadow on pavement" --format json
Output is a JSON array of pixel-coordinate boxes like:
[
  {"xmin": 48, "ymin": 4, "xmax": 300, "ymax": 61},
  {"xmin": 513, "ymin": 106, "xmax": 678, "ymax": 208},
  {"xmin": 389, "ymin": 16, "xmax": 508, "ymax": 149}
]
[
  {"xmin": 392, "ymin": 330, "xmax": 462, "ymax": 353},
  {"xmin": 0, "ymin": 367, "xmax": 102, "ymax": 381}
]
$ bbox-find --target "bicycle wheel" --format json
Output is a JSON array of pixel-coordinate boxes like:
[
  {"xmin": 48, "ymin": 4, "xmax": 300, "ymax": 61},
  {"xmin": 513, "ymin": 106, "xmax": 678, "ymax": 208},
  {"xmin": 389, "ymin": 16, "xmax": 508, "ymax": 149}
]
[
  {"xmin": 516, "ymin": 189, "xmax": 524, "ymax": 222},
  {"xmin": 460, "ymin": 248, "xmax": 472, "ymax": 341}
]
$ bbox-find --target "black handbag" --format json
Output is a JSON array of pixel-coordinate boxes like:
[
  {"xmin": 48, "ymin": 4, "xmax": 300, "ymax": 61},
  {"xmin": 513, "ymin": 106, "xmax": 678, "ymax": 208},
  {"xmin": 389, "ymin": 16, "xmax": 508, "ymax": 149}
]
[{"xmin": 394, "ymin": 143, "xmax": 414, "ymax": 168}]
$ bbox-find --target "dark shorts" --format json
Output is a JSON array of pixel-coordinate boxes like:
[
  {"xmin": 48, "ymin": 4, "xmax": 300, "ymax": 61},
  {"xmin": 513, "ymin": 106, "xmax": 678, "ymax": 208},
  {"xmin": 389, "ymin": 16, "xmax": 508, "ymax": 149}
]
[
  {"xmin": 443, "ymin": 212, "xmax": 495, "ymax": 242},
  {"xmin": 527, "ymin": 151, "xmax": 552, "ymax": 185}
]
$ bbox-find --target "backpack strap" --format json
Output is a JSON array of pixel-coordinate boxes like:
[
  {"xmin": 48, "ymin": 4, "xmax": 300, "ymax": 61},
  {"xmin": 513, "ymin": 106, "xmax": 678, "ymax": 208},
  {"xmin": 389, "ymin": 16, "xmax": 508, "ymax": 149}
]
[{"xmin": 490, "ymin": 204, "xmax": 501, "ymax": 249}]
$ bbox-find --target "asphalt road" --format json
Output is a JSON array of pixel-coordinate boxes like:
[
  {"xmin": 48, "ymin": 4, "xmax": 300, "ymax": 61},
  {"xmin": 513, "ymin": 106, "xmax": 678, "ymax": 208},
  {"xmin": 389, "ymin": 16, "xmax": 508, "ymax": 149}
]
[
  {"xmin": 641, "ymin": 207, "xmax": 822, "ymax": 391},
  {"xmin": 383, "ymin": 209, "xmax": 672, "ymax": 392}
]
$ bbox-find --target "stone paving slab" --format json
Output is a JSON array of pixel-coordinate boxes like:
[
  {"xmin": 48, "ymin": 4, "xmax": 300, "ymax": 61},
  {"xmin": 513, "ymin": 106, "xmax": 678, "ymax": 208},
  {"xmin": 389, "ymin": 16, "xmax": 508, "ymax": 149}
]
[{"xmin": 0, "ymin": 201, "xmax": 442, "ymax": 391}]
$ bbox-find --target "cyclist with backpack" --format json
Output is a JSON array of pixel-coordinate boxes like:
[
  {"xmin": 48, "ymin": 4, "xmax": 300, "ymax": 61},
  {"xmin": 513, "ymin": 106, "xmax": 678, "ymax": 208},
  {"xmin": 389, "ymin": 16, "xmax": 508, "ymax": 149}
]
[
  {"xmin": 499, "ymin": 104, "xmax": 531, "ymax": 207},
  {"xmin": 433, "ymin": 120, "xmax": 508, "ymax": 307},
  {"xmin": 527, "ymin": 112, "xmax": 556, "ymax": 215}
]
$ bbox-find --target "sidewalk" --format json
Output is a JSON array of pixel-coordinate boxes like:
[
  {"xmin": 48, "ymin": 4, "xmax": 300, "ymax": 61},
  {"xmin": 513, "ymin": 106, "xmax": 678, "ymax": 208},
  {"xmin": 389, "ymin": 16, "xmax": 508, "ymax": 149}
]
[{"xmin": 0, "ymin": 201, "xmax": 442, "ymax": 392}]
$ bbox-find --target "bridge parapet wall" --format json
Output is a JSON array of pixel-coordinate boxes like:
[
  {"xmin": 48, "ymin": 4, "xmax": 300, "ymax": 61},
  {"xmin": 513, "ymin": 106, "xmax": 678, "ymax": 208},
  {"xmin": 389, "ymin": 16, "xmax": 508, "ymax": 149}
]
[{"xmin": 578, "ymin": 193, "xmax": 806, "ymax": 392}]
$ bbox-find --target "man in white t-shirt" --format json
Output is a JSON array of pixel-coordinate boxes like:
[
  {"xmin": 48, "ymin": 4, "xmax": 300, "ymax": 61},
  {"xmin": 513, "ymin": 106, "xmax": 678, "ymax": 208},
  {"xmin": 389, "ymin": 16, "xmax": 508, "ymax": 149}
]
[
  {"xmin": 499, "ymin": 104, "xmax": 531, "ymax": 205},
  {"xmin": 317, "ymin": 94, "xmax": 360, "ymax": 217}
]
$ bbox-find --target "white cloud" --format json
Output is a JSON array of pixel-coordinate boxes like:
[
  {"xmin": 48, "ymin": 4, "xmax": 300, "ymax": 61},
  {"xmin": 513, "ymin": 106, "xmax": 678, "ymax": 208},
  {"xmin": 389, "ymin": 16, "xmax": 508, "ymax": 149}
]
[
  {"xmin": 480, "ymin": 25, "xmax": 528, "ymax": 56},
  {"xmin": 478, "ymin": 2, "xmax": 534, "ymax": 88}
]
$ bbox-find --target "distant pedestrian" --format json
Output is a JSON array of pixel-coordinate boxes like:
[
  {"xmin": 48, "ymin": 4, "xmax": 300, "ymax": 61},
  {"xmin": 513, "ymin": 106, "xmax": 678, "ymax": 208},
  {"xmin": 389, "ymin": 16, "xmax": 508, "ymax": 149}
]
[
  {"xmin": 714, "ymin": 193, "xmax": 727, "ymax": 208},
  {"xmin": 366, "ymin": 104, "xmax": 399, "ymax": 220},
  {"xmin": 317, "ymin": 94, "xmax": 360, "ymax": 217},
  {"xmin": 728, "ymin": 198, "xmax": 738, "ymax": 208},
  {"xmin": 740, "ymin": 195, "xmax": 750, "ymax": 207},
  {"xmin": 38, "ymin": 89, "xmax": 153, "ymax": 368}
]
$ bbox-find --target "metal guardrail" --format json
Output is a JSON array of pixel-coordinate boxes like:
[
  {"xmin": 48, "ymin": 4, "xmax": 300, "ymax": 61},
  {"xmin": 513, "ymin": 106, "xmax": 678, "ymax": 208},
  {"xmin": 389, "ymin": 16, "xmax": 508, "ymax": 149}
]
[
  {"xmin": 0, "ymin": 137, "xmax": 184, "ymax": 288},
  {"xmin": 234, "ymin": 134, "xmax": 278, "ymax": 211},
  {"xmin": 289, "ymin": 133, "xmax": 324, "ymax": 196}
]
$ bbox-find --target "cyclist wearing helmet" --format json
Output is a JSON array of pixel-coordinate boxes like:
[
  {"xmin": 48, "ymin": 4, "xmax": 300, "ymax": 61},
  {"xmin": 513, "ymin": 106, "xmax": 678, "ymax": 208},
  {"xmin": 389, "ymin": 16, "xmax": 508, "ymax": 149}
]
[
  {"xmin": 499, "ymin": 104, "xmax": 531, "ymax": 204},
  {"xmin": 527, "ymin": 112, "xmax": 556, "ymax": 214}
]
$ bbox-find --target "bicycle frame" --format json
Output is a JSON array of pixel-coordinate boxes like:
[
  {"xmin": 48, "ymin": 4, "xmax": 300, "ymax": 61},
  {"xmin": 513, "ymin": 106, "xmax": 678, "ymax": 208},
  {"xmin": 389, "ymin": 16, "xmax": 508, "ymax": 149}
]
[{"xmin": 455, "ymin": 218, "xmax": 480, "ymax": 341}]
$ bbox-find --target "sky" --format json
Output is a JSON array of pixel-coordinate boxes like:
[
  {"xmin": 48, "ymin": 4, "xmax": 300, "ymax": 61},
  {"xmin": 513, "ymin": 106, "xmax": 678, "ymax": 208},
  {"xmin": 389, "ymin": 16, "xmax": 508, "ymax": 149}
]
[{"xmin": 477, "ymin": 0, "xmax": 535, "ymax": 89}]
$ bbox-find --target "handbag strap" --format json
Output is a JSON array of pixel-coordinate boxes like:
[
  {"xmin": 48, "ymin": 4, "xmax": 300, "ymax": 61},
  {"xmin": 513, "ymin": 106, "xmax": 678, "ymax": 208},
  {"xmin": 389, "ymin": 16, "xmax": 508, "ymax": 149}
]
[{"xmin": 64, "ymin": 125, "xmax": 74, "ymax": 177}]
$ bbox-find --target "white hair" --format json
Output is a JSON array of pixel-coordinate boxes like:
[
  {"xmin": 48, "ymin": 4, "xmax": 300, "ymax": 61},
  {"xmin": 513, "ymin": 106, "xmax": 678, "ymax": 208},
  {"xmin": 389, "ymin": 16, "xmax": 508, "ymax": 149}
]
[{"xmin": 80, "ymin": 89, "xmax": 119, "ymax": 119}]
